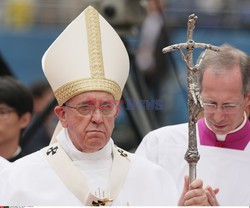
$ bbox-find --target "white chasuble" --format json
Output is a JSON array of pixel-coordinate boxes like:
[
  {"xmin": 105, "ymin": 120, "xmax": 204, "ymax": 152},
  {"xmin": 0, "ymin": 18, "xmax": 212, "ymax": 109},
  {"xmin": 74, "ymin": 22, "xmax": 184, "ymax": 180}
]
[{"xmin": 0, "ymin": 128, "xmax": 178, "ymax": 206}]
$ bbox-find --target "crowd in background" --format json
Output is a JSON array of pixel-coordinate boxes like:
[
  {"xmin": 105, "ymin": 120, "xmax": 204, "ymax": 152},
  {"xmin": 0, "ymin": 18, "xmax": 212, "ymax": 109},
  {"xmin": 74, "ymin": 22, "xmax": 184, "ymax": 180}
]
[{"xmin": 0, "ymin": 0, "xmax": 250, "ymax": 29}]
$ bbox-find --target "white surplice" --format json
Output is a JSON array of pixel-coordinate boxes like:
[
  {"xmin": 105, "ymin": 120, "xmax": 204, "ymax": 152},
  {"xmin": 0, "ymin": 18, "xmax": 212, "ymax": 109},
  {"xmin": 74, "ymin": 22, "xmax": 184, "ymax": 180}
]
[
  {"xmin": 136, "ymin": 122, "xmax": 250, "ymax": 206},
  {"xmin": 0, "ymin": 156, "xmax": 10, "ymax": 170},
  {"xmin": 0, "ymin": 128, "xmax": 178, "ymax": 206}
]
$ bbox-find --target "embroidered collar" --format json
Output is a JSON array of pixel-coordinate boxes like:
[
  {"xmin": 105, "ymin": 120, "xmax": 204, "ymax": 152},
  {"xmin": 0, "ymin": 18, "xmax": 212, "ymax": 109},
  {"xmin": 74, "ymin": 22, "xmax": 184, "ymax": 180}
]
[{"xmin": 198, "ymin": 117, "xmax": 250, "ymax": 150}]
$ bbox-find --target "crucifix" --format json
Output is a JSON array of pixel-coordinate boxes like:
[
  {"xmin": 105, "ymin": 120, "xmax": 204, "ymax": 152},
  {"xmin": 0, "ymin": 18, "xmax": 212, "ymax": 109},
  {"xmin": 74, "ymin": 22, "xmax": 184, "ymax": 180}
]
[{"xmin": 162, "ymin": 14, "xmax": 220, "ymax": 183}]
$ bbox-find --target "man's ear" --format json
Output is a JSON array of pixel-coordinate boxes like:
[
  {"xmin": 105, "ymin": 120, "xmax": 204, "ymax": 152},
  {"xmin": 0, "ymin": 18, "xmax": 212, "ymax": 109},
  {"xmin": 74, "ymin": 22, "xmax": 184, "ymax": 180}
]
[
  {"xmin": 247, "ymin": 92, "xmax": 250, "ymax": 104},
  {"xmin": 114, "ymin": 107, "xmax": 120, "ymax": 119},
  {"xmin": 246, "ymin": 93, "xmax": 250, "ymax": 117},
  {"xmin": 19, "ymin": 112, "xmax": 32, "ymax": 129},
  {"xmin": 54, "ymin": 106, "xmax": 67, "ymax": 128}
]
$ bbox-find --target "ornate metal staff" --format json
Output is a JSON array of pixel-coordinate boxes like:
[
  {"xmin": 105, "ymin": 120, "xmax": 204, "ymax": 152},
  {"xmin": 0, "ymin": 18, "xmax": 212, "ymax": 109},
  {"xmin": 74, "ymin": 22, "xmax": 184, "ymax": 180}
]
[{"xmin": 162, "ymin": 14, "xmax": 219, "ymax": 183}]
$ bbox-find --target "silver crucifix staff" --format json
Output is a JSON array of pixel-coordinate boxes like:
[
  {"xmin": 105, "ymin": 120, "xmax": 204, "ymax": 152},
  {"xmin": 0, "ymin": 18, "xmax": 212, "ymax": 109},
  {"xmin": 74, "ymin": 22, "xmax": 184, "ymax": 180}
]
[{"xmin": 162, "ymin": 14, "xmax": 219, "ymax": 183}]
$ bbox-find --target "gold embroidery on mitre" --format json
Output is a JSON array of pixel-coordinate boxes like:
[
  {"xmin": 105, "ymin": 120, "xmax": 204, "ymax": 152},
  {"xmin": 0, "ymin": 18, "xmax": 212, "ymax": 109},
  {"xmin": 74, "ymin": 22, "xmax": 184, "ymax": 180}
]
[
  {"xmin": 92, "ymin": 198, "xmax": 113, "ymax": 206},
  {"xmin": 85, "ymin": 6, "xmax": 104, "ymax": 78},
  {"xmin": 55, "ymin": 78, "xmax": 121, "ymax": 106}
]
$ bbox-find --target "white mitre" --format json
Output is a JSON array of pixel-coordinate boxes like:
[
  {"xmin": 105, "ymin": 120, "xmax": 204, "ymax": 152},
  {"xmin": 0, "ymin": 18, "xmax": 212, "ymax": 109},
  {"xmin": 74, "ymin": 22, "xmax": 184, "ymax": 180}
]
[{"xmin": 42, "ymin": 6, "xmax": 129, "ymax": 106}]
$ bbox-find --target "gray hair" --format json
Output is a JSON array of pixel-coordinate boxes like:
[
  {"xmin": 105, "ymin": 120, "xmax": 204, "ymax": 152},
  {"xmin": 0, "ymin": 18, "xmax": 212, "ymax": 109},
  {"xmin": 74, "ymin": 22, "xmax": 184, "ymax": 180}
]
[{"xmin": 198, "ymin": 44, "xmax": 248, "ymax": 96}]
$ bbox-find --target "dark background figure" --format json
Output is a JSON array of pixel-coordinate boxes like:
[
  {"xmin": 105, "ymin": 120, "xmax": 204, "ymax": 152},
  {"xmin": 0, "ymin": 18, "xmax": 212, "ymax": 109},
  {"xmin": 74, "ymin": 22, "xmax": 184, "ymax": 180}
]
[
  {"xmin": 0, "ymin": 52, "xmax": 14, "ymax": 77},
  {"xmin": 0, "ymin": 76, "xmax": 33, "ymax": 162},
  {"xmin": 21, "ymin": 80, "xmax": 57, "ymax": 154},
  {"xmin": 135, "ymin": 0, "xmax": 172, "ymax": 100},
  {"xmin": 135, "ymin": 0, "xmax": 184, "ymax": 127}
]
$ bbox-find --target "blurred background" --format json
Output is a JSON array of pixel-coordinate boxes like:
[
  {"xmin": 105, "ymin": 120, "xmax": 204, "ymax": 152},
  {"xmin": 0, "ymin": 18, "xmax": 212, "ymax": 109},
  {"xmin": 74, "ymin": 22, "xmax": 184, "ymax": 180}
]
[{"xmin": 1, "ymin": 0, "xmax": 250, "ymax": 152}]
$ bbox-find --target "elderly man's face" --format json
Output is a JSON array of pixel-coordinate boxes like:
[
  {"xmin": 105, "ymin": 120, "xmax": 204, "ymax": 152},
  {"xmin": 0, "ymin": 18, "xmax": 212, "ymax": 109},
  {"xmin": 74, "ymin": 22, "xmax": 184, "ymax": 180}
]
[
  {"xmin": 55, "ymin": 91, "xmax": 119, "ymax": 153},
  {"xmin": 201, "ymin": 65, "xmax": 250, "ymax": 135}
]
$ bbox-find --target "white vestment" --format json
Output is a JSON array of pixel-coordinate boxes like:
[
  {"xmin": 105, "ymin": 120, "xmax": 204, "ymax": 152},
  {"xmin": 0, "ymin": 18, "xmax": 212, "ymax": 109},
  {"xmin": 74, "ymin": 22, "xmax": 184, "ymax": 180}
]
[
  {"xmin": 136, "ymin": 122, "xmax": 250, "ymax": 206},
  {"xmin": 0, "ymin": 128, "xmax": 178, "ymax": 206},
  {"xmin": 0, "ymin": 156, "xmax": 10, "ymax": 170}
]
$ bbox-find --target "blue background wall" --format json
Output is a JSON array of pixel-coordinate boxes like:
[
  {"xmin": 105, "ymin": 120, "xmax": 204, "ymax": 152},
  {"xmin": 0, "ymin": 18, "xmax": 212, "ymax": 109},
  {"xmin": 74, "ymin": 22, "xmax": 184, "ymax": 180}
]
[{"xmin": 1, "ymin": 27, "xmax": 249, "ymax": 86}]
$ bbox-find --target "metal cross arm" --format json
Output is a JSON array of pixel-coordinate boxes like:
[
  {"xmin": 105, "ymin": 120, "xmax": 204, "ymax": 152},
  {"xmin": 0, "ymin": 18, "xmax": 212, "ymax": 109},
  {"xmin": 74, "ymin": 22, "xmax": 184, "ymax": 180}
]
[
  {"xmin": 163, "ymin": 43, "xmax": 220, "ymax": 53},
  {"xmin": 163, "ymin": 43, "xmax": 220, "ymax": 71},
  {"xmin": 162, "ymin": 14, "xmax": 220, "ymax": 183}
]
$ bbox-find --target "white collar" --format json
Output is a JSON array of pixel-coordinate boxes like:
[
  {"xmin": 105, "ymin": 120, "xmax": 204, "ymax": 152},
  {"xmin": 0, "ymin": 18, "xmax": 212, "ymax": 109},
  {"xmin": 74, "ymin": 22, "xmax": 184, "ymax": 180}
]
[
  {"xmin": 57, "ymin": 128, "xmax": 112, "ymax": 161},
  {"xmin": 205, "ymin": 112, "xmax": 247, "ymax": 141},
  {"xmin": 12, "ymin": 146, "xmax": 21, "ymax": 158}
]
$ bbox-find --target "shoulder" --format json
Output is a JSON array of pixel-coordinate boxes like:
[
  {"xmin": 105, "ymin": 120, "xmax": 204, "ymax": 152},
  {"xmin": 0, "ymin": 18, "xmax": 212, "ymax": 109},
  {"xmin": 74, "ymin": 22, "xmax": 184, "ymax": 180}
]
[
  {"xmin": 0, "ymin": 148, "xmax": 64, "ymax": 192},
  {"xmin": 135, "ymin": 123, "xmax": 188, "ymax": 162},
  {"xmin": 0, "ymin": 156, "xmax": 9, "ymax": 164},
  {"xmin": 0, "ymin": 151, "xmax": 49, "ymax": 194},
  {"xmin": 1, "ymin": 151, "xmax": 48, "ymax": 179},
  {"xmin": 130, "ymin": 152, "xmax": 171, "ymax": 178},
  {"xmin": 0, "ymin": 156, "xmax": 10, "ymax": 170},
  {"xmin": 148, "ymin": 122, "xmax": 188, "ymax": 136},
  {"xmin": 142, "ymin": 122, "xmax": 188, "ymax": 145},
  {"xmin": 13, "ymin": 150, "xmax": 47, "ymax": 166}
]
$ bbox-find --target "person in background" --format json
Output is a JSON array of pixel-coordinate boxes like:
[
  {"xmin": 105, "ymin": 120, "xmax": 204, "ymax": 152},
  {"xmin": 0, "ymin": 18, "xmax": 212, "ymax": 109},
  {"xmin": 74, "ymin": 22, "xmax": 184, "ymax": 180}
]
[
  {"xmin": 22, "ymin": 80, "xmax": 57, "ymax": 154},
  {"xmin": 135, "ymin": 0, "xmax": 186, "ymax": 126},
  {"xmin": 136, "ymin": 44, "xmax": 250, "ymax": 205},
  {"xmin": 135, "ymin": 0, "xmax": 170, "ymax": 99},
  {"xmin": 0, "ymin": 6, "xmax": 210, "ymax": 206},
  {"xmin": 0, "ymin": 76, "xmax": 33, "ymax": 162}
]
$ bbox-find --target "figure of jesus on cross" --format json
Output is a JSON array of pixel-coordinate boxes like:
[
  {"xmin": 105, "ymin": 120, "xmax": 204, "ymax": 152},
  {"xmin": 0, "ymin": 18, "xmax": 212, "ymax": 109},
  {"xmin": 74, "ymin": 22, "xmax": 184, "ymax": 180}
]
[{"xmin": 162, "ymin": 14, "xmax": 220, "ymax": 183}]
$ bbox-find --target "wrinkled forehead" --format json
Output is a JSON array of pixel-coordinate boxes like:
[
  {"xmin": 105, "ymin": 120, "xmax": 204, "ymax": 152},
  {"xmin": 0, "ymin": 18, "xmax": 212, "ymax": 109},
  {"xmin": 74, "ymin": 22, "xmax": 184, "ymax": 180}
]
[{"xmin": 67, "ymin": 91, "xmax": 115, "ymax": 104}]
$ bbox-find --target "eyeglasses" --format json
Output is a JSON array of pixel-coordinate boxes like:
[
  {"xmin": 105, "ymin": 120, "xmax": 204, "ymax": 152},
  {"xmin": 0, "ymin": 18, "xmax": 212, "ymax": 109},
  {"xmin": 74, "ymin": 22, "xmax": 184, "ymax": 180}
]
[
  {"xmin": 201, "ymin": 101, "xmax": 243, "ymax": 114},
  {"xmin": 63, "ymin": 103, "xmax": 117, "ymax": 116},
  {"xmin": 0, "ymin": 108, "xmax": 15, "ymax": 119}
]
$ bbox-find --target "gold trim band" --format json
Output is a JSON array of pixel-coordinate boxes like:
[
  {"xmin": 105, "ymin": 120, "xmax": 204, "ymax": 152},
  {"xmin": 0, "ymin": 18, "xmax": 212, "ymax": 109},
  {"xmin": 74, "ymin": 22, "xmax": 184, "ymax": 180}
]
[{"xmin": 55, "ymin": 78, "xmax": 121, "ymax": 106}]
